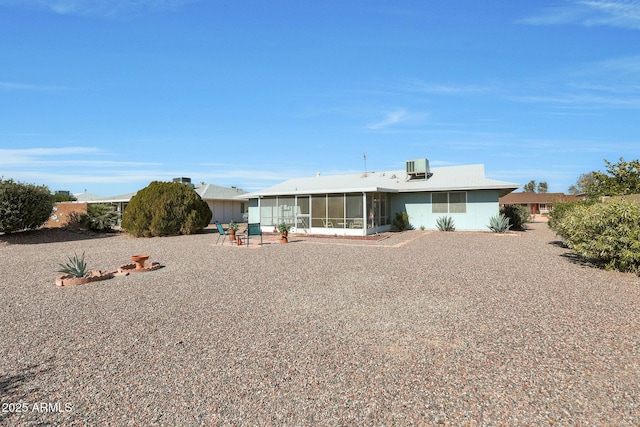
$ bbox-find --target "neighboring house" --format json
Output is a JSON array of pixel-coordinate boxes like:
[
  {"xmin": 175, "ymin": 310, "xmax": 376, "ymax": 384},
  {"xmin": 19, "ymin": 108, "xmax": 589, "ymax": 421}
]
[
  {"xmin": 75, "ymin": 179, "xmax": 248, "ymax": 225},
  {"xmin": 499, "ymin": 192, "xmax": 581, "ymax": 216},
  {"xmin": 241, "ymin": 159, "xmax": 520, "ymax": 236},
  {"xmin": 75, "ymin": 191, "xmax": 136, "ymax": 224},
  {"xmin": 195, "ymin": 183, "xmax": 248, "ymax": 223}
]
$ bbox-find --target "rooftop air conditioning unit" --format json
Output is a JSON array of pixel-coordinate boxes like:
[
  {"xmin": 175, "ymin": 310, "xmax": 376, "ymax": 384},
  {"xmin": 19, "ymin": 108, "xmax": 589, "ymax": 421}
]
[
  {"xmin": 173, "ymin": 177, "xmax": 195, "ymax": 188},
  {"xmin": 406, "ymin": 158, "xmax": 430, "ymax": 179}
]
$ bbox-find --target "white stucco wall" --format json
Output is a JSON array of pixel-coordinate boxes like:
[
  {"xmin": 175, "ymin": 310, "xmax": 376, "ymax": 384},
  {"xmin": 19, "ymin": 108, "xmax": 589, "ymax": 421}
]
[
  {"xmin": 206, "ymin": 200, "xmax": 246, "ymax": 224},
  {"xmin": 391, "ymin": 190, "xmax": 501, "ymax": 231}
]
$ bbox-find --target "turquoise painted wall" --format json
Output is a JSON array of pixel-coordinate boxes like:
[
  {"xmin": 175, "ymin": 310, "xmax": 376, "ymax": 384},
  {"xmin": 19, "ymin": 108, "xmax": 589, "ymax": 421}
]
[{"xmin": 391, "ymin": 190, "xmax": 501, "ymax": 231}]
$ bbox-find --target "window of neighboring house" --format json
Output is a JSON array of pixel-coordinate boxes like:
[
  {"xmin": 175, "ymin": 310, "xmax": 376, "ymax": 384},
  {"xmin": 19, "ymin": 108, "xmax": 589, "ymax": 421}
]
[{"xmin": 432, "ymin": 192, "xmax": 467, "ymax": 214}]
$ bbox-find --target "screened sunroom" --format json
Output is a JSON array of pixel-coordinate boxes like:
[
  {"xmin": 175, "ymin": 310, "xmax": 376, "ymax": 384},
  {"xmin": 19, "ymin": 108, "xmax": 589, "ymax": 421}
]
[
  {"xmin": 256, "ymin": 192, "xmax": 391, "ymax": 236},
  {"xmin": 241, "ymin": 161, "xmax": 520, "ymax": 234}
]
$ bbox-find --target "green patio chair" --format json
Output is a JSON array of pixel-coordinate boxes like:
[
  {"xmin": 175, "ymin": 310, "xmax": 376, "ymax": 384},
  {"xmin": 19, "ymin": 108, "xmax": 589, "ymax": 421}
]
[
  {"xmin": 238, "ymin": 223, "xmax": 262, "ymax": 246},
  {"xmin": 215, "ymin": 222, "xmax": 230, "ymax": 245}
]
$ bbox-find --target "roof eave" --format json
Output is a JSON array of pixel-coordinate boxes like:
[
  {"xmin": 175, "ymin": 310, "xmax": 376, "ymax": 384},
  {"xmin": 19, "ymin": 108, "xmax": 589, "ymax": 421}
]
[{"xmin": 245, "ymin": 187, "xmax": 399, "ymax": 198}]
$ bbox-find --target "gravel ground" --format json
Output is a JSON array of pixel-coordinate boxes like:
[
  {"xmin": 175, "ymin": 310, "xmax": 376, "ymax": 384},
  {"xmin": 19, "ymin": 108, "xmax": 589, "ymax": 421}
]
[{"xmin": 1, "ymin": 223, "xmax": 639, "ymax": 426}]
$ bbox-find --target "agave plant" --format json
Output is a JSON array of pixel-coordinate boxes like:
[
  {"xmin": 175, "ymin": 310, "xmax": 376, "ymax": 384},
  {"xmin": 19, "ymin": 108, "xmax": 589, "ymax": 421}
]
[
  {"xmin": 487, "ymin": 214, "xmax": 512, "ymax": 233},
  {"xmin": 57, "ymin": 252, "xmax": 88, "ymax": 278},
  {"xmin": 436, "ymin": 216, "xmax": 455, "ymax": 231}
]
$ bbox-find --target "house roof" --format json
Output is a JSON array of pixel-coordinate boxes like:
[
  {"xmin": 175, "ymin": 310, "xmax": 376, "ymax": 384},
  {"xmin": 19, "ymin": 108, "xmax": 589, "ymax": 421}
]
[
  {"xmin": 74, "ymin": 191, "xmax": 106, "ymax": 202},
  {"xmin": 499, "ymin": 192, "xmax": 580, "ymax": 204},
  {"xmin": 75, "ymin": 191, "xmax": 137, "ymax": 203},
  {"xmin": 195, "ymin": 184, "xmax": 248, "ymax": 201},
  {"xmin": 76, "ymin": 184, "xmax": 247, "ymax": 204},
  {"xmin": 243, "ymin": 164, "xmax": 520, "ymax": 198}
]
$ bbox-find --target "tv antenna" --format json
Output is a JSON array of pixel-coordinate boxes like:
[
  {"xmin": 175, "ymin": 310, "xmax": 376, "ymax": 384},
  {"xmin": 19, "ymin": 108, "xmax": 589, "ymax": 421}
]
[{"xmin": 363, "ymin": 153, "xmax": 367, "ymax": 174}]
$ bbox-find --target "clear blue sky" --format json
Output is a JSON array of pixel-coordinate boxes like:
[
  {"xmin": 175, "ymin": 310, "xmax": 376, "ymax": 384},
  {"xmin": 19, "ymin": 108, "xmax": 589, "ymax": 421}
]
[{"xmin": 1, "ymin": 0, "xmax": 639, "ymax": 196}]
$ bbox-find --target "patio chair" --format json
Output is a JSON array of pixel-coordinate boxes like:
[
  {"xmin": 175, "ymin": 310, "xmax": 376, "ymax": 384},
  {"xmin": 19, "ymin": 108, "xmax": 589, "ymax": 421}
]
[
  {"xmin": 350, "ymin": 218, "xmax": 364, "ymax": 229},
  {"xmin": 323, "ymin": 219, "xmax": 334, "ymax": 228},
  {"xmin": 242, "ymin": 223, "xmax": 262, "ymax": 246},
  {"xmin": 215, "ymin": 222, "xmax": 231, "ymax": 245}
]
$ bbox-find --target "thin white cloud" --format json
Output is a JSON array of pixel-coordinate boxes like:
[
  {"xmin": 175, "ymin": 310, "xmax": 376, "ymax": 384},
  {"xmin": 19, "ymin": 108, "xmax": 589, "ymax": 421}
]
[
  {"xmin": 367, "ymin": 110, "xmax": 409, "ymax": 130},
  {"xmin": 0, "ymin": 81, "xmax": 69, "ymax": 91},
  {"xmin": 508, "ymin": 92, "xmax": 640, "ymax": 108},
  {"xmin": 366, "ymin": 109, "xmax": 429, "ymax": 130},
  {"xmin": 519, "ymin": 0, "xmax": 640, "ymax": 30},
  {"xmin": 401, "ymin": 80, "xmax": 493, "ymax": 96},
  {"xmin": 0, "ymin": 0, "xmax": 200, "ymax": 17},
  {"xmin": 507, "ymin": 55, "xmax": 640, "ymax": 109},
  {"xmin": 592, "ymin": 55, "xmax": 640, "ymax": 75},
  {"xmin": 7, "ymin": 170, "xmax": 168, "ymax": 185},
  {"xmin": 0, "ymin": 147, "xmax": 102, "ymax": 165},
  {"xmin": 0, "ymin": 147, "xmax": 101, "ymax": 156}
]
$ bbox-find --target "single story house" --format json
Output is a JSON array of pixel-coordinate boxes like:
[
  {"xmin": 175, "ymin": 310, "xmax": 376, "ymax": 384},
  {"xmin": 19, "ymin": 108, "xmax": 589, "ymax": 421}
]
[
  {"xmin": 74, "ymin": 178, "xmax": 248, "ymax": 225},
  {"xmin": 240, "ymin": 159, "xmax": 519, "ymax": 236},
  {"xmin": 499, "ymin": 192, "xmax": 581, "ymax": 216},
  {"xmin": 196, "ymin": 183, "xmax": 248, "ymax": 223}
]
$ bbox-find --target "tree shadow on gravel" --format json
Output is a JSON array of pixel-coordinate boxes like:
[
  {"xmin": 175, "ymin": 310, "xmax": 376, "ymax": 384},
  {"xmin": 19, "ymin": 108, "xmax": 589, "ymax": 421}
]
[
  {"xmin": 549, "ymin": 240, "xmax": 603, "ymax": 269},
  {"xmin": 0, "ymin": 228, "xmax": 120, "ymax": 246},
  {"xmin": 559, "ymin": 251, "xmax": 603, "ymax": 270},
  {"xmin": 0, "ymin": 360, "xmax": 53, "ymax": 423},
  {"xmin": 549, "ymin": 240, "xmax": 567, "ymax": 248}
]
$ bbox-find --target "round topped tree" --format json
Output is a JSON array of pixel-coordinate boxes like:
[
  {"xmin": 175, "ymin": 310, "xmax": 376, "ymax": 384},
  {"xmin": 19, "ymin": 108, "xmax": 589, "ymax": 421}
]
[{"xmin": 122, "ymin": 181, "xmax": 212, "ymax": 237}]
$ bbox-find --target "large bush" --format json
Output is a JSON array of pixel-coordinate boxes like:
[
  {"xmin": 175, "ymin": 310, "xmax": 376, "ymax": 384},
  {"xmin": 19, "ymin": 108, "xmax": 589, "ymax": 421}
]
[
  {"xmin": 551, "ymin": 199, "xmax": 640, "ymax": 273},
  {"xmin": 548, "ymin": 199, "xmax": 597, "ymax": 232},
  {"xmin": 0, "ymin": 179, "xmax": 54, "ymax": 233},
  {"xmin": 121, "ymin": 181, "xmax": 212, "ymax": 237},
  {"xmin": 501, "ymin": 205, "xmax": 530, "ymax": 230}
]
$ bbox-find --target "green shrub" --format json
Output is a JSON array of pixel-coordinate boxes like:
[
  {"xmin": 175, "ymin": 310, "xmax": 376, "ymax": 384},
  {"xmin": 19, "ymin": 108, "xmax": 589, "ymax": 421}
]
[
  {"xmin": 487, "ymin": 214, "xmax": 511, "ymax": 233},
  {"xmin": 277, "ymin": 222, "xmax": 291, "ymax": 234},
  {"xmin": 0, "ymin": 179, "xmax": 54, "ymax": 233},
  {"xmin": 435, "ymin": 216, "xmax": 455, "ymax": 231},
  {"xmin": 121, "ymin": 181, "xmax": 212, "ymax": 237},
  {"xmin": 501, "ymin": 205, "xmax": 530, "ymax": 230},
  {"xmin": 393, "ymin": 211, "xmax": 410, "ymax": 231},
  {"xmin": 80, "ymin": 203, "xmax": 118, "ymax": 232},
  {"xmin": 548, "ymin": 199, "xmax": 597, "ymax": 234},
  {"xmin": 552, "ymin": 199, "xmax": 640, "ymax": 273}
]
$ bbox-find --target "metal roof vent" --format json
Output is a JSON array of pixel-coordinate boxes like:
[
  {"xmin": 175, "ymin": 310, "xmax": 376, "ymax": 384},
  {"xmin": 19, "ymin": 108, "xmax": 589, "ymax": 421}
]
[{"xmin": 406, "ymin": 158, "xmax": 431, "ymax": 180}]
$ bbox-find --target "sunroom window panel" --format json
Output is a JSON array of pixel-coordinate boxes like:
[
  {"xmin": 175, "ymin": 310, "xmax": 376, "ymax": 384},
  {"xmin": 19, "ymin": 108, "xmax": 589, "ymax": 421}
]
[
  {"xmin": 260, "ymin": 197, "xmax": 277, "ymax": 226},
  {"xmin": 311, "ymin": 195, "xmax": 326, "ymax": 227},
  {"xmin": 345, "ymin": 194, "xmax": 363, "ymax": 228},
  {"xmin": 278, "ymin": 197, "xmax": 295, "ymax": 226},
  {"xmin": 327, "ymin": 194, "xmax": 345, "ymax": 228},
  {"xmin": 379, "ymin": 193, "xmax": 389, "ymax": 225}
]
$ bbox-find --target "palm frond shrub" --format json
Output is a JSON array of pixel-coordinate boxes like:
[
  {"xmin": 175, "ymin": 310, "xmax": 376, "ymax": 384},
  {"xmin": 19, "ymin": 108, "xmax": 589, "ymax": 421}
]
[
  {"xmin": 80, "ymin": 203, "xmax": 118, "ymax": 232},
  {"xmin": 58, "ymin": 252, "xmax": 88, "ymax": 278},
  {"xmin": 435, "ymin": 216, "xmax": 455, "ymax": 231},
  {"xmin": 487, "ymin": 214, "xmax": 511, "ymax": 233},
  {"xmin": 393, "ymin": 211, "xmax": 410, "ymax": 231}
]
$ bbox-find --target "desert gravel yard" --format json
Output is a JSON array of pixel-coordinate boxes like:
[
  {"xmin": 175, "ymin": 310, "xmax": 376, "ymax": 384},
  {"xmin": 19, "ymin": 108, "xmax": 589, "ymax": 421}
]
[{"xmin": 1, "ymin": 222, "xmax": 639, "ymax": 425}]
